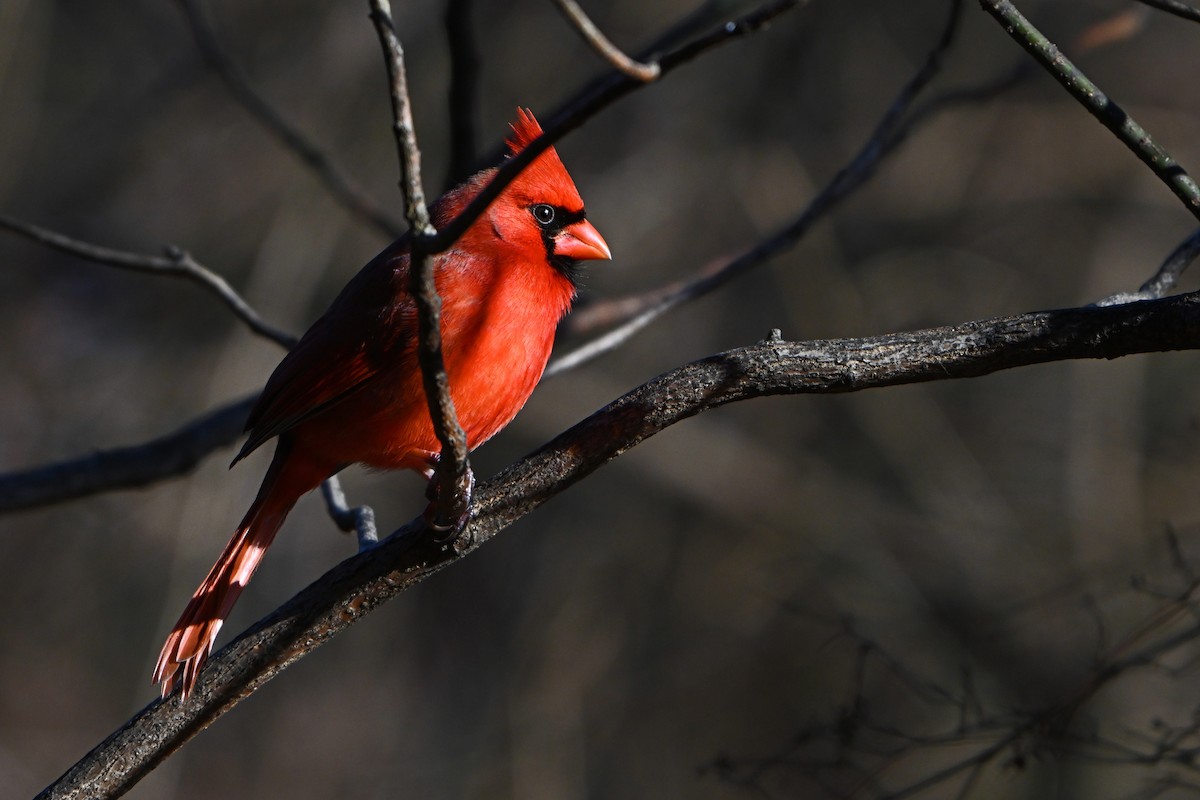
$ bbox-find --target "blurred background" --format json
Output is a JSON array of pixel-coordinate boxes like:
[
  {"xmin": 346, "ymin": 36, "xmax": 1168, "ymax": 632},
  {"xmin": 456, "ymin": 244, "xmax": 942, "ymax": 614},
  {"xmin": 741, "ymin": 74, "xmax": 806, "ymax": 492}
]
[{"xmin": 4, "ymin": 0, "xmax": 1200, "ymax": 797}]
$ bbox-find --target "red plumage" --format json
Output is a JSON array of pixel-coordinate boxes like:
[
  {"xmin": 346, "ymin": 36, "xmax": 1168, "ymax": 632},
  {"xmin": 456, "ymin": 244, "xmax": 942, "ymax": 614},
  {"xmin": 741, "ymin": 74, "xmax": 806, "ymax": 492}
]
[{"xmin": 154, "ymin": 109, "xmax": 610, "ymax": 698}]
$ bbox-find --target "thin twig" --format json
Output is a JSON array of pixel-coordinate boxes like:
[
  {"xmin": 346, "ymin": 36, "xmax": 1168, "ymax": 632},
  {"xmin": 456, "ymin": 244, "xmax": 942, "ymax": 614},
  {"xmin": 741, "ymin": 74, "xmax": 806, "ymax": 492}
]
[
  {"xmin": 176, "ymin": 0, "xmax": 405, "ymax": 239},
  {"xmin": 550, "ymin": 0, "xmax": 966, "ymax": 374},
  {"xmin": 469, "ymin": 0, "xmax": 805, "ymax": 172},
  {"xmin": 979, "ymin": 0, "xmax": 1200, "ymax": 221},
  {"xmin": 556, "ymin": 1, "xmax": 1154, "ymax": 371},
  {"xmin": 428, "ymin": 0, "xmax": 805, "ymax": 256},
  {"xmin": 367, "ymin": 0, "xmax": 473, "ymax": 532},
  {"xmin": 1094, "ymin": 228, "xmax": 1200, "ymax": 306},
  {"xmin": 35, "ymin": 289, "xmax": 1200, "ymax": 799},
  {"xmin": 0, "ymin": 212, "xmax": 296, "ymax": 349},
  {"xmin": 1134, "ymin": 0, "xmax": 1200, "ymax": 24},
  {"xmin": 320, "ymin": 475, "xmax": 378, "ymax": 550},
  {"xmin": 550, "ymin": 0, "xmax": 661, "ymax": 81}
]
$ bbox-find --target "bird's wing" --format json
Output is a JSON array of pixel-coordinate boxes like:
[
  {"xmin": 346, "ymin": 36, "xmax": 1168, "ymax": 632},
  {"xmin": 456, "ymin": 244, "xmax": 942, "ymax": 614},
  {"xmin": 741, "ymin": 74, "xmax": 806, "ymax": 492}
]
[{"xmin": 233, "ymin": 245, "xmax": 417, "ymax": 464}]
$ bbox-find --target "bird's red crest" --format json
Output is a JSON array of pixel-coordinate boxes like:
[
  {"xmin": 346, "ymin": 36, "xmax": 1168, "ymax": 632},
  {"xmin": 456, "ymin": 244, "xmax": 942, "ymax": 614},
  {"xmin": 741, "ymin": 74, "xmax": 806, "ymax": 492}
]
[
  {"xmin": 502, "ymin": 108, "xmax": 584, "ymax": 209},
  {"xmin": 506, "ymin": 107, "xmax": 544, "ymax": 154}
]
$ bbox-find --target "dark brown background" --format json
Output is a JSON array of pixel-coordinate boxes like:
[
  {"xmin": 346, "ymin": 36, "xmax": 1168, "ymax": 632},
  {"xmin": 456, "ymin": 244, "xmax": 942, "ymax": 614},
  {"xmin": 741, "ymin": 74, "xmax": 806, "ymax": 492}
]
[{"xmin": 3, "ymin": 1, "xmax": 1200, "ymax": 797}]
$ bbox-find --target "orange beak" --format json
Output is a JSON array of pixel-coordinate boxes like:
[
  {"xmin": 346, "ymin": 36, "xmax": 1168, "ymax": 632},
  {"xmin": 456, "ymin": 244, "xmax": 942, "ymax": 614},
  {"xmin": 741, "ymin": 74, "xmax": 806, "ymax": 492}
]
[{"xmin": 555, "ymin": 219, "xmax": 612, "ymax": 262}]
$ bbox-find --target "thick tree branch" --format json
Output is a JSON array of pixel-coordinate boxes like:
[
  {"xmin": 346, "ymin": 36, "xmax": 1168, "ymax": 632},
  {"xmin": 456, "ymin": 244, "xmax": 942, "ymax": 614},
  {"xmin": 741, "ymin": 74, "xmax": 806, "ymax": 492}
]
[
  {"xmin": 0, "ymin": 213, "xmax": 296, "ymax": 349},
  {"xmin": 35, "ymin": 290, "xmax": 1200, "ymax": 800},
  {"xmin": 0, "ymin": 397, "xmax": 253, "ymax": 514},
  {"xmin": 176, "ymin": 0, "xmax": 406, "ymax": 238},
  {"xmin": 980, "ymin": 0, "xmax": 1200, "ymax": 221}
]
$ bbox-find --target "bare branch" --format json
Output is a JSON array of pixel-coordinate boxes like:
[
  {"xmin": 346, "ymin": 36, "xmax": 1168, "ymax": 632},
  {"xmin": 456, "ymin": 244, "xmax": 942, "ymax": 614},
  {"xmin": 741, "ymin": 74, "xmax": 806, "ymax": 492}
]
[
  {"xmin": 428, "ymin": 0, "xmax": 806, "ymax": 255},
  {"xmin": 34, "ymin": 290, "xmax": 1200, "ymax": 799},
  {"xmin": 1095, "ymin": 228, "xmax": 1200, "ymax": 306},
  {"xmin": 1134, "ymin": 0, "xmax": 1200, "ymax": 24},
  {"xmin": 320, "ymin": 474, "xmax": 378, "ymax": 550},
  {"xmin": 0, "ymin": 212, "xmax": 296, "ymax": 349},
  {"xmin": 980, "ymin": 0, "xmax": 1200, "ymax": 222},
  {"xmin": 367, "ymin": 0, "xmax": 472, "ymax": 532},
  {"xmin": 176, "ymin": 0, "xmax": 405, "ymax": 239},
  {"xmin": 444, "ymin": 0, "xmax": 481, "ymax": 187},
  {"xmin": 551, "ymin": 0, "xmax": 965, "ymax": 374},
  {"xmin": 550, "ymin": 0, "xmax": 661, "ymax": 82},
  {"xmin": 0, "ymin": 397, "xmax": 253, "ymax": 514}
]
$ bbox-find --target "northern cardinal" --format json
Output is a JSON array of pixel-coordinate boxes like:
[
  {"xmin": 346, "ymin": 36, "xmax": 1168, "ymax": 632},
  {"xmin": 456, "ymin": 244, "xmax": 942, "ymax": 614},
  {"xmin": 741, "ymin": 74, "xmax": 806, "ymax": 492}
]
[{"xmin": 154, "ymin": 109, "xmax": 610, "ymax": 698}]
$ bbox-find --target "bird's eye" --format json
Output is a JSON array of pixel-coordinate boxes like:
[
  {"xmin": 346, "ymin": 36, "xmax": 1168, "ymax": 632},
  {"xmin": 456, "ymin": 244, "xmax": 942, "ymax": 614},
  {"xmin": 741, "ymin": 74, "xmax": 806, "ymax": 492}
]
[{"xmin": 531, "ymin": 204, "xmax": 556, "ymax": 227}]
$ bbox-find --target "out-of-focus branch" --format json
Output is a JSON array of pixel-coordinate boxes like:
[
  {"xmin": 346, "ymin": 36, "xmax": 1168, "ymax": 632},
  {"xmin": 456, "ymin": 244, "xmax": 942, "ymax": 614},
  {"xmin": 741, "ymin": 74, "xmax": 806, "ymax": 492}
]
[
  {"xmin": 444, "ymin": 0, "xmax": 481, "ymax": 187},
  {"xmin": 0, "ymin": 212, "xmax": 296, "ymax": 349},
  {"xmin": 708, "ymin": 531, "xmax": 1200, "ymax": 799},
  {"xmin": 980, "ymin": 0, "xmax": 1200, "ymax": 222},
  {"xmin": 35, "ymin": 291, "xmax": 1200, "ymax": 799},
  {"xmin": 1134, "ymin": 0, "xmax": 1200, "ymax": 24},
  {"xmin": 0, "ymin": 397, "xmax": 253, "ymax": 514},
  {"xmin": 367, "ymin": 0, "xmax": 472, "ymax": 533},
  {"xmin": 176, "ymin": 0, "xmax": 405, "ymax": 239},
  {"xmin": 550, "ymin": 0, "xmax": 661, "ymax": 82},
  {"xmin": 555, "ymin": 1, "xmax": 1158, "ymax": 368},
  {"xmin": 551, "ymin": 0, "xmax": 966, "ymax": 373}
]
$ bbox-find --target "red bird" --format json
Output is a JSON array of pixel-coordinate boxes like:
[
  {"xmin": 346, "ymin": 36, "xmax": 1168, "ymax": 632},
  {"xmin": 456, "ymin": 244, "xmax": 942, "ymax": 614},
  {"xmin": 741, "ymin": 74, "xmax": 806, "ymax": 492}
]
[{"xmin": 154, "ymin": 109, "xmax": 610, "ymax": 698}]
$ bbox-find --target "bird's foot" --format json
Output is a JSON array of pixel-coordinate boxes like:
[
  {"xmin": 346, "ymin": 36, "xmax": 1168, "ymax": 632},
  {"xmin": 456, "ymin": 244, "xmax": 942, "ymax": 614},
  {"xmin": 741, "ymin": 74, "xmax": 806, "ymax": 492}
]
[{"xmin": 423, "ymin": 466, "xmax": 476, "ymax": 552}]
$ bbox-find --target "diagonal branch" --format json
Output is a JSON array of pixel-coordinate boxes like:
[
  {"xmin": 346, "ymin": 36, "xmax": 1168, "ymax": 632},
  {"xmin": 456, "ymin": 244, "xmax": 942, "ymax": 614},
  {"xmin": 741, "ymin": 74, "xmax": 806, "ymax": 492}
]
[
  {"xmin": 1094, "ymin": 227, "xmax": 1200, "ymax": 306},
  {"xmin": 35, "ymin": 290, "xmax": 1200, "ymax": 799},
  {"xmin": 176, "ymin": 0, "xmax": 406, "ymax": 238},
  {"xmin": 979, "ymin": 0, "xmax": 1200, "ymax": 222},
  {"xmin": 427, "ymin": 0, "xmax": 805, "ymax": 255},
  {"xmin": 0, "ymin": 212, "xmax": 296, "ymax": 349},
  {"xmin": 550, "ymin": 0, "xmax": 966, "ymax": 374},
  {"xmin": 1134, "ymin": 0, "xmax": 1200, "ymax": 24}
]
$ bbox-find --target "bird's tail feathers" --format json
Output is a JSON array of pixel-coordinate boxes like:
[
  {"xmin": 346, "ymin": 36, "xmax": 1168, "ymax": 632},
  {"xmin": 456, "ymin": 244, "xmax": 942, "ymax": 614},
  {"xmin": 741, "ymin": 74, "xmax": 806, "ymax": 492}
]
[{"xmin": 153, "ymin": 444, "xmax": 326, "ymax": 699}]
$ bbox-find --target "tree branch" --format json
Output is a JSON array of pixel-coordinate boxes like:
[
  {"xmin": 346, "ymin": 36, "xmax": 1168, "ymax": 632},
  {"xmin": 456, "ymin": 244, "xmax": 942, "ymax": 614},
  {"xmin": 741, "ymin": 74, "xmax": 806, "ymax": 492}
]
[
  {"xmin": 427, "ymin": 0, "xmax": 805, "ymax": 255},
  {"xmin": 1134, "ymin": 0, "xmax": 1200, "ymax": 24},
  {"xmin": 0, "ymin": 397, "xmax": 253, "ymax": 514},
  {"xmin": 176, "ymin": 0, "xmax": 406, "ymax": 238},
  {"xmin": 551, "ymin": 0, "xmax": 965, "ymax": 374},
  {"xmin": 979, "ymin": 0, "xmax": 1200, "ymax": 221},
  {"xmin": 0, "ymin": 212, "xmax": 296, "ymax": 349},
  {"xmin": 444, "ymin": 0, "xmax": 481, "ymax": 187},
  {"xmin": 35, "ymin": 290, "xmax": 1200, "ymax": 799},
  {"xmin": 550, "ymin": 0, "xmax": 661, "ymax": 82},
  {"xmin": 1095, "ymin": 227, "xmax": 1200, "ymax": 306}
]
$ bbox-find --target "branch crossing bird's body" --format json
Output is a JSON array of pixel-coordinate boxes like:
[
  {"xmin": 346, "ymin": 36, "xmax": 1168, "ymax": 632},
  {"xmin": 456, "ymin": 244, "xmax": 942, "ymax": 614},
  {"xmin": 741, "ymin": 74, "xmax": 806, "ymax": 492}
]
[{"xmin": 154, "ymin": 109, "xmax": 611, "ymax": 698}]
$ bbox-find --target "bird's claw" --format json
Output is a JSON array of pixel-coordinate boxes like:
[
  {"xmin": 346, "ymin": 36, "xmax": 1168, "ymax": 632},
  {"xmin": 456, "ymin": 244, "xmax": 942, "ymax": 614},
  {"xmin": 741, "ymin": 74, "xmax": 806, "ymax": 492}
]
[{"xmin": 423, "ymin": 467, "xmax": 476, "ymax": 551}]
